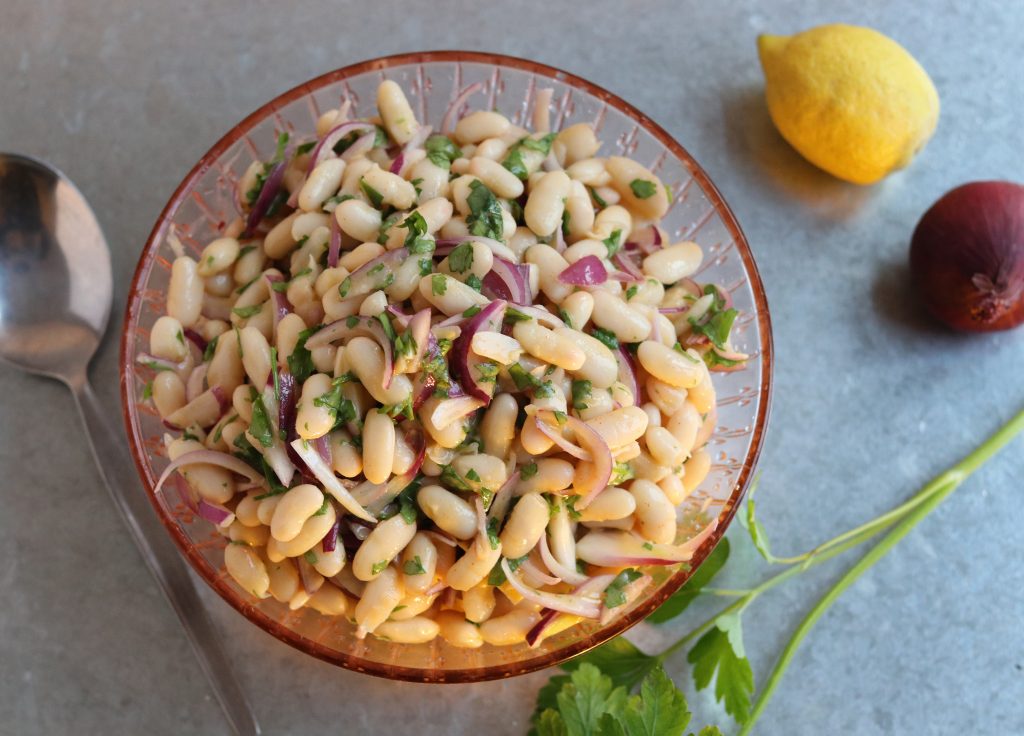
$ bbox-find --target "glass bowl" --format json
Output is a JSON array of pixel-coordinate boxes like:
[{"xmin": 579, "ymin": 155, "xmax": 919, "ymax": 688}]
[{"xmin": 119, "ymin": 51, "xmax": 773, "ymax": 682}]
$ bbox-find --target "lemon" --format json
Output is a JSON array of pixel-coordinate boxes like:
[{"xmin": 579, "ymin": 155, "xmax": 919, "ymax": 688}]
[{"xmin": 757, "ymin": 24, "xmax": 940, "ymax": 185}]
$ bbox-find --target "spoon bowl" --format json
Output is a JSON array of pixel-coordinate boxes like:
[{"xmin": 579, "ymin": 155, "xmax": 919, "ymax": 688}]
[
  {"xmin": 0, "ymin": 154, "xmax": 109, "ymax": 381},
  {"xmin": 0, "ymin": 152, "xmax": 260, "ymax": 735}
]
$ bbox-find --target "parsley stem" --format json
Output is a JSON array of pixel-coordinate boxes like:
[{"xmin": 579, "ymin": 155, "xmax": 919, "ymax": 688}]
[
  {"xmin": 738, "ymin": 406, "xmax": 1024, "ymax": 736},
  {"xmin": 699, "ymin": 588, "xmax": 754, "ymax": 597}
]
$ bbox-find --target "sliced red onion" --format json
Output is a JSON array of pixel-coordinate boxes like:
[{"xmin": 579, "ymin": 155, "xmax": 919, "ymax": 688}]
[
  {"xmin": 539, "ymin": 533, "xmax": 588, "ymax": 586},
  {"xmin": 612, "ymin": 252, "xmax": 644, "ymax": 283},
  {"xmin": 305, "ymin": 314, "xmax": 395, "ymax": 389},
  {"xmin": 262, "ymin": 442, "xmax": 297, "ymax": 488},
  {"xmin": 658, "ymin": 306, "xmax": 688, "ymax": 314},
  {"xmin": 278, "ymin": 369, "xmax": 298, "ymax": 439},
  {"xmin": 535, "ymin": 410, "xmax": 613, "ymax": 508},
  {"xmin": 576, "ymin": 523, "xmax": 719, "ymax": 566},
  {"xmin": 402, "ymin": 124, "xmax": 433, "ymax": 155},
  {"xmin": 183, "ymin": 329, "xmax": 208, "ymax": 353},
  {"xmin": 264, "ymin": 272, "xmax": 293, "ymax": 333},
  {"xmin": 244, "ymin": 149, "xmax": 290, "ymax": 236},
  {"xmin": 473, "ymin": 496, "xmax": 488, "ymax": 539},
  {"xmin": 680, "ymin": 278, "xmax": 703, "ymax": 298},
  {"xmin": 313, "ymin": 435, "xmax": 332, "ymax": 465},
  {"xmin": 152, "ymin": 449, "xmax": 265, "ymax": 496},
  {"xmin": 614, "ymin": 346, "xmax": 640, "ymax": 407},
  {"xmin": 172, "ymin": 473, "xmax": 198, "ymax": 513},
  {"xmin": 441, "ymin": 82, "xmax": 484, "ymax": 135},
  {"xmin": 424, "ymin": 580, "xmax": 448, "ymax": 596},
  {"xmin": 296, "ymin": 556, "xmax": 324, "ymax": 595},
  {"xmin": 341, "ymin": 131, "xmax": 376, "ymax": 162},
  {"xmin": 534, "ymin": 415, "xmax": 591, "ymax": 461},
  {"xmin": 520, "ymin": 558, "xmax": 561, "ymax": 587},
  {"xmin": 451, "ymin": 299, "xmax": 506, "ymax": 402},
  {"xmin": 388, "ymin": 153, "xmax": 405, "ymax": 175},
  {"xmin": 411, "ymin": 372, "xmax": 437, "ymax": 410},
  {"xmin": 386, "ymin": 305, "xmax": 411, "ymax": 327},
  {"xmin": 327, "ymin": 215, "xmax": 342, "ymax": 268},
  {"xmin": 308, "ymin": 121, "xmax": 376, "ymax": 172},
  {"xmin": 197, "ymin": 499, "xmax": 234, "ymax": 528},
  {"xmin": 290, "ymin": 438, "xmax": 375, "ymax": 522},
  {"xmin": 625, "ymin": 225, "xmax": 662, "ymax": 256},
  {"xmin": 321, "ymin": 518, "xmax": 340, "ymax": 553},
  {"xmin": 184, "ymin": 363, "xmax": 208, "ymax": 403},
  {"xmin": 487, "ymin": 470, "xmax": 520, "ymax": 524},
  {"xmin": 557, "ymin": 255, "xmax": 607, "ymax": 286},
  {"xmin": 599, "ymin": 572, "xmax": 652, "ymax": 625},
  {"xmin": 501, "ymin": 559, "xmax": 602, "ymax": 618},
  {"xmin": 525, "ymin": 573, "xmax": 617, "ymax": 648},
  {"xmin": 548, "ymin": 497, "xmax": 578, "ymax": 583}
]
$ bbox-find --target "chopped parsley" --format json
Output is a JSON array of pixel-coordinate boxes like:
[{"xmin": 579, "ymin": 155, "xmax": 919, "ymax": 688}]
[
  {"xmin": 371, "ymin": 560, "xmax": 389, "ymax": 576},
  {"xmin": 611, "ymin": 461, "xmax": 635, "ymax": 485},
  {"xmin": 602, "ymin": 228, "xmax": 623, "ymax": 258},
  {"xmin": 401, "ymin": 211, "xmax": 435, "ymax": 255},
  {"xmin": 403, "ymin": 556, "xmax": 426, "ymax": 575},
  {"xmin": 508, "ymin": 363, "xmax": 555, "ymax": 397},
  {"xmin": 603, "ymin": 568, "xmax": 643, "ymax": 608},
  {"xmin": 486, "ymin": 518, "xmax": 501, "ymax": 549},
  {"xmin": 394, "ymin": 330, "xmax": 417, "ymax": 361},
  {"xmin": 424, "ymin": 134, "xmax": 462, "ymax": 170},
  {"xmin": 303, "ymin": 550, "xmax": 319, "ymax": 565},
  {"xmin": 142, "ymin": 381, "xmax": 153, "ymax": 400},
  {"xmin": 312, "ymin": 495, "xmax": 330, "ymax": 516},
  {"xmin": 248, "ymin": 390, "xmax": 275, "ymax": 448},
  {"xmin": 590, "ymin": 327, "xmax": 620, "ymax": 350},
  {"xmin": 689, "ymin": 285, "xmax": 739, "ymax": 350},
  {"xmin": 465, "ymin": 180, "xmax": 504, "ymax": 241},
  {"xmin": 313, "ymin": 376, "xmax": 357, "ymax": 428},
  {"xmin": 520, "ymin": 462, "xmax": 538, "ymax": 480},
  {"xmin": 360, "ymin": 178, "xmax": 384, "ymax": 208},
  {"xmin": 287, "ymin": 325, "xmax": 323, "ymax": 383},
  {"xmin": 431, "ymin": 274, "xmax": 447, "ymax": 295},
  {"xmin": 448, "ymin": 243, "xmax": 474, "ymax": 273},
  {"xmin": 625, "ymin": 284, "xmax": 639, "ymax": 300},
  {"xmin": 232, "ymin": 304, "xmax": 262, "ymax": 319},
  {"xmin": 487, "ymin": 554, "xmax": 528, "ymax": 586},
  {"xmin": 504, "ymin": 307, "xmax": 532, "ymax": 323},
  {"xmin": 463, "ymin": 305, "xmax": 482, "ymax": 318},
  {"xmin": 588, "ymin": 186, "xmax": 608, "ymax": 209},
  {"xmin": 571, "ymin": 379, "xmax": 592, "ymax": 412},
  {"xmin": 629, "ymin": 179, "xmax": 657, "ymax": 199},
  {"xmin": 466, "ymin": 274, "xmax": 483, "ymax": 292}
]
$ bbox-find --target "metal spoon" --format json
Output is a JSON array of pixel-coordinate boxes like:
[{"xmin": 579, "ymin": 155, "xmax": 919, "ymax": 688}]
[{"xmin": 0, "ymin": 153, "xmax": 260, "ymax": 736}]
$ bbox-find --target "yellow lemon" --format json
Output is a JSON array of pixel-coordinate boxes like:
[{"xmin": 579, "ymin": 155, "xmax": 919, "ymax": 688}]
[{"xmin": 757, "ymin": 24, "xmax": 940, "ymax": 185}]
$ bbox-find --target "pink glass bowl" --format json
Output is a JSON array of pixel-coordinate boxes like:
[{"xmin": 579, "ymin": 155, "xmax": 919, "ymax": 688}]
[{"xmin": 119, "ymin": 51, "xmax": 773, "ymax": 682}]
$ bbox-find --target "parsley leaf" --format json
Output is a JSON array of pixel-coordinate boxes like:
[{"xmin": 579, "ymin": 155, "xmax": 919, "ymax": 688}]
[
  {"xmin": 590, "ymin": 327, "xmax": 619, "ymax": 350},
  {"xmin": 448, "ymin": 242, "xmax": 474, "ymax": 273},
  {"xmin": 466, "ymin": 273, "xmax": 483, "ymax": 292},
  {"xmin": 487, "ymin": 554, "xmax": 528, "ymax": 586},
  {"xmin": 486, "ymin": 517, "xmax": 501, "ymax": 550},
  {"xmin": 360, "ymin": 178, "xmax": 384, "ymax": 208},
  {"xmin": 603, "ymin": 568, "xmax": 643, "ymax": 609},
  {"xmin": 424, "ymin": 134, "xmax": 462, "ymax": 170},
  {"xmin": 687, "ymin": 614, "xmax": 755, "ymax": 723},
  {"xmin": 555, "ymin": 664, "xmax": 627, "ymax": 736},
  {"xmin": 505, "ymin": 307, "xmax": 532, "ymax": 323},
  {"xmin": 571, "ymin": 379, "xmax": 592, "ymax": 412},
  {"xmin": 611, "ymin": 462, "xmax": 635, "ymax": 486},
  {"xmin": 287, "ymin": 325, "xmax": 322, "ymax": 383},
  {"xmin": 520, "ymin": 462, "xmax": 538, "ymax": 480},
  {"xmin": 603, "ymin": 229, "xmax": 624, "ymax": 258},
  {"xmin": 232, "ymin": 304, "xmax": 262, "ymax": 319},
  {"xmin": 647, "ymin": 538, "xmax": 730, "ymax": 624},
  {"xmin": 141, "ymin": 381, "xmax": 153, "ymax": 400},
  {"xmin": 403, "ymin": 555, "xmax": 426, "ymax": 575},
  {"xmin": 371, "ymin": 560, "xmax": 389, "ymax": 576},
  {"xmin": 589, "ymin": 186, "xmax": 608, "ymax": 209},
  {"xmin": 560, "ymin": 637, "xmax": 659, "ymax": 692},
  {"xmin": 618, "ymin": 665, "xmax": 694, "ymax": 736},
  {"xmin": 521, "ymin": 133, "xmax": 556, "ymax": 154},
  {"xmin": 689, "ymin": 287, "xmax": 738, "ymax": 350},
  {"xmin": 502, "ymin": 147, "xmax": 529, "ymax": 180},
  {"xmin": 465, "ymin": 180, "xmax": 504, "ymax": 241},
  {"xmin": 203, "ymin": 334, "xmax": 219, "ymax": 362},
  {"xmin": 248, "ymin": 391, "xmax": 275, "ymax": 448},
  {"xmin": 739, "ymin": 476, "xmax": 775, "ymax": 563},
  {"xmin": 629, "ymin": 179, "xmax": 657, "ymax": 199},
  {"xmin": 313, "ymin": 377, "xmax": 357, "ymax": 429}
]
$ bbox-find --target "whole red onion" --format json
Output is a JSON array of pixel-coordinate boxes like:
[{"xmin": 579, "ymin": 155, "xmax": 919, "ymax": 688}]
[{"xmin": 910, "ymin": 181, "xmax": 1024, "ymax": 332}]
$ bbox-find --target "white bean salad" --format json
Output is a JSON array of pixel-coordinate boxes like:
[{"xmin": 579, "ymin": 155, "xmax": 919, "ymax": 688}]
[{"xmin": 139, "ymin": 79, "xmax": 749, "ymax": 648}]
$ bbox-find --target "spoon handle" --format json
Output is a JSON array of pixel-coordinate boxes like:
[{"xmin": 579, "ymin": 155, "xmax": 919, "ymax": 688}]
[{"xmin": 71, "ymin": 378, "xmax": 261, "ymax": 736}]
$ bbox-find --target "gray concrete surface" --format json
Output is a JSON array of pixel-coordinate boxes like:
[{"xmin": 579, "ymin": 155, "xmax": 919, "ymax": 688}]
[{"xmin": 1, "ymin": 1, "xmax": 1022, "ymax": 734}]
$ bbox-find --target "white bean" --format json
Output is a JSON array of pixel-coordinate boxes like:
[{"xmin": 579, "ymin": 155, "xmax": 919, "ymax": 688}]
[
  {"xmin": 479, "ymin": 607, "xmax": 540, "ymax": 646},
  {"xmin": 298, "ymin": 158, "xmax": 346, "ymax": 212},
  {"xmin": 578, "ymin": 487, "xmax": 636, "ymax": 522},
  {"xmin": 295, "ymin": 373, "xmax": 336, "ymax": 440},
  {"xmin": 335, "ymin": 199, "xmax": 382, "ymax": 243},
  {"xmin": 374, "ymin": 616, "xmax": 439, "ymax": 644},
  {"xmin": 400, "ymin": 532, "xmax": 438, "ymax": 594},
  {"xmin": 346, "ymin": 336, "xmax": 413, "ymax": 405},
  {"xmin": 353, "ymin": 514, "xmax": 418, "ymax": 581},
  {"xmin": 498, "ymin": 493, "xmax": 549, "ymax": 558},
  {"xmin": 630, "ymin": 479, "xmax": 676, "ymax": 544},
  {"xmin": 273, "ymin": 504, "xmax": 337, "ymax": 557},
  {"xmin": 417, "ymin": 485, "xmax": 477, "ymax": 540},
  {"xmin": 462, "ymin": 583, "xmax": 496, "ymax": 623},
  {"xmin": 590, "ymin": 290, "xmax": 651, "ymax": 343},
  {"xmin": 469, "ymin": 156, "xmax": 524, "ymax": 198},
  {"xmin": 642, "ymin": 242, "xmax": 703, "ymax": 284},
  {"xmin": 362, "ymin": 410, "xmax": 396, "ymax": 483},
  {"xmin": 437, "ymin": 610, "xmax": 484, "ymax": 648},
  {"xmin": 682, "ymin": 448, "xmax": 711, "ymax": 494},
  {"xmin": 524, "ymin": 171, "xmax": 571, "ymax": 237},
  {"xmin": 151, "ymin": 371, "xmax": 186, "ymax": 419},
  {"xmin": 224, "ymin": 544, "xmax": 269, "ymax": 597},
  {"xmin": 150, "ymin": 316, "xmax": 187, "ymax": 362},
  {"xmin": 586, "ymin": 406, "xmax": 649, "ymax": 448},
  {"xmin": 480, "ymin": 393, "xmax": 517, "ymax": 459},
  {"xmin": 197, "ymin": 237, "xmax": 241, "ymax": 277},
  {"xmin": 454, "ymin": 111, "xmax": 510, "ymax": 144},
  {"xmin": 553, "ymin": 328, "xmax": 617, "ymax": 388},
  {"xmin": 606, "ymin": 156, "xmax": 669, "ymax": 220},
  {"xmin": 354, "ymin": 566, "xmax": 405, "ymax": 636},
  {"xmin": 446, "ymin": 537, "xmax": 502, "ymax": 591},
  {"xmin": 362, "ymin": 165, "xmax": 417, "ymax": 210},
  {"xmin": 637, "ymin": 341, "xmax": 704, "ymax": 389},
  {"xmin": 270, "ymin": 484, "xmax": 325, "ymax": 543},
  {"xmin": 512, "ymin": 320, "xmax": 585, "ymax": 371},
  {"xmin": 167, "ymin": 257, "xmax": 204, "ymax": 328}
]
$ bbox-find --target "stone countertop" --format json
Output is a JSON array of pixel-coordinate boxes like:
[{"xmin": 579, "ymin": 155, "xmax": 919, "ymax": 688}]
[{"xmin": 1, "ymin": 1, "xmax": 1022, "ymax": 734}]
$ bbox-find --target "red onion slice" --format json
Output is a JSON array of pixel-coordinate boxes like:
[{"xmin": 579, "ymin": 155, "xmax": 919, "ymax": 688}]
[
  {"xmin": 534, "ymin": 410, "xmax": 613, "ymax": 508},
  {"xmin": 612, "ymin": 252, "xmax": 644, "ymax": 282},
  {"xmin": 451, "ymin": 299, "xmax": 506, "ymax": 402},
  {"xmin": 183, "ymin": 329, "xmax": 208, "ymax": 353},
  {"xmin": 172, "ymin": 473, "xmax": 198, "ymax": 514},
  {"xmin": 575, "ymin": 523, "xmax": 719, "ymax": 566},
  {"xmin": 327, "ymin": 215, "xmax": 342, "ymax": 268},
  {"xmin": 680, "ymin": 278, "xmax": 703, "ymax": 298},
  {"xmin": 290, "ymin": 439, "xmax": 375, "ymax": 522},
  {"xmin": 520, "ymin": 558, "xmax": 561, "ymax": 587},
  {"xmin": 386, "ymin": 305, "xmax": 411, "ymax": 327},
  {"xmin": 525, "ymin": 573, "xmax": 617, "ymax": 648},
  {"xmin": 614, "ymin": 346, "xmax": 641, "ymax": 407},
  {"xmin": 501, "ymin": 559, "xmax": 602, "ymax": 618},
  {"xmin": 264, "ymin": 272, "xmax": 293, "ymax": 333},
  {"xmin": 557, "ymin": 255, "xmax": 607, "ymax": 286},
  {"xmin": 136, "ymin": 352, "xmax": 190, "ymax": 374},
  {"xmin": 539, "ymin": 533, "xmax": 588, "ymax": 586},
  {"xmin": 534, "ymin": 415, "xmax": 591, "ymax": 461},
  {"xmin": 388, "ymin": 152, "xmax": 405, "ymax": 175},
  {"xmin": 244, "ymin": 149, "xmax": 291, "ymax": 236},
  {"xmin": 411, "ymin": 372, "xmax": 437, "ymax": 410},
  {"xmin": 486, "ymin": 470, "xmax": 520, "ymax": 524},
  {"xmin": 197, "ymin": 499, "xmax": 235, "ymax": 528},
  {"xmin": 185, "ymin": 363, "xmax": 208, "ymax": 402},
  {"xmin": 342, "ymin": 132, "xmax": 377, "ymax": 162},
  {"xmin": 152, "ymin": 449, "xmax": 266, "ymax": 496},
  {"xmin": 321, "ymin": 518, "xmax": 341, "ymax": 553},
  {"xmin": 304, "ymin": 314, "xmax": 395, "ymax": 389},
  {"xmin": 308, "ymin": 121, "xmax": 376, "ymax": 173},
  {"xmin": 313, "ymin": 435, "xmax": 332, "ymax": 465},
  {"xmin": 441, "ymin": 82, "xmax": 484, "ymax": 135}
]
